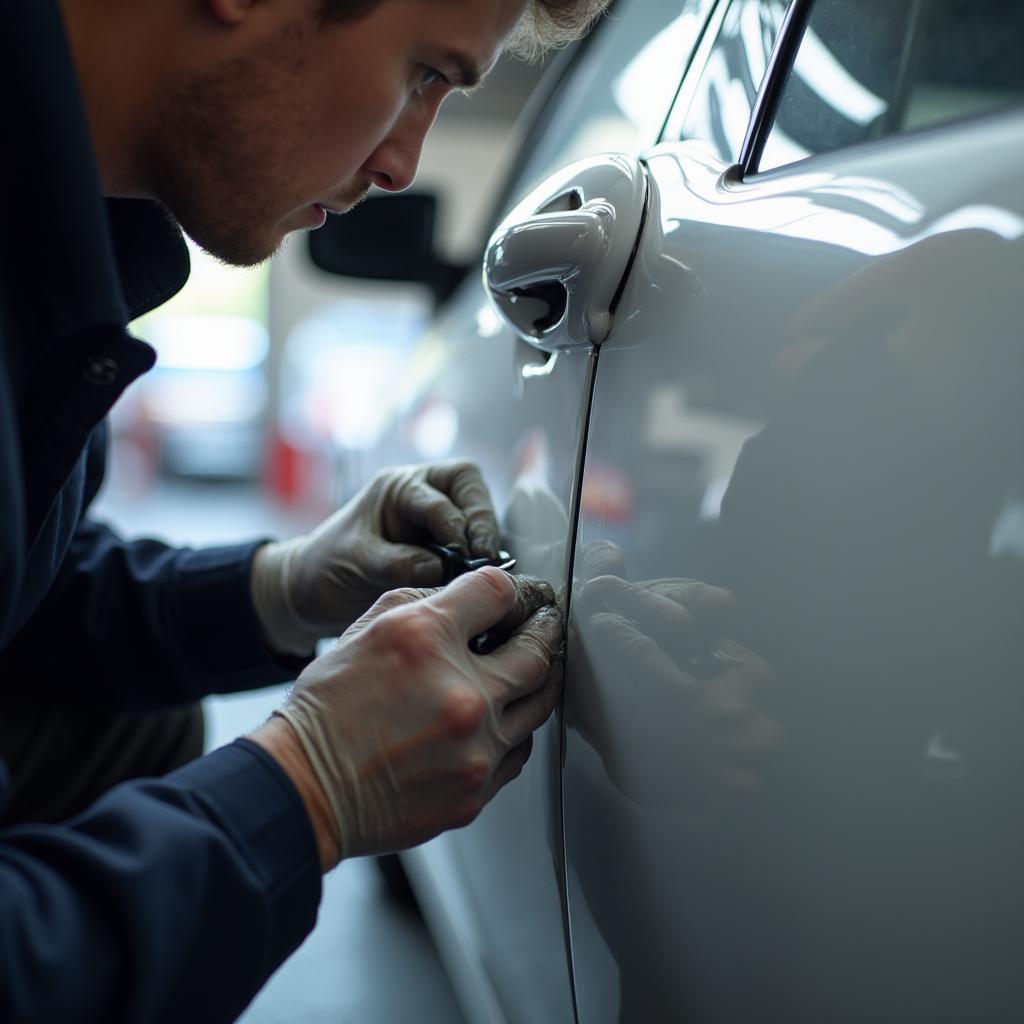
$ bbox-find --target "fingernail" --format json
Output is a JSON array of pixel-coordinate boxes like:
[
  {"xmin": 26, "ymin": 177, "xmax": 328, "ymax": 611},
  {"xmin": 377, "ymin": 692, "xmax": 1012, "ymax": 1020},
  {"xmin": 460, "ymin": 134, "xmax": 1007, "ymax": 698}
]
[
  {"xmin": 532, "ymin": 604, "xmax": 562, "ymax": 623},
  {"xmin": 412, "ymin": 558, "xmax": 440, "ymax": 584},
  {"xmin": 469, "ymin": 527, "xmax": 498, "ymax": 558}
]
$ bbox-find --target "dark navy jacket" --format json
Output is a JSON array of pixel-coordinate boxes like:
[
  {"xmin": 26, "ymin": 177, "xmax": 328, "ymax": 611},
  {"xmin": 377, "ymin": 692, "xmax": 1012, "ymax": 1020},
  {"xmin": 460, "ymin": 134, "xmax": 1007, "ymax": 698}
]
[{"xmin": 0, "ymin": 1, "xmax": 321, "ymax": 1019}]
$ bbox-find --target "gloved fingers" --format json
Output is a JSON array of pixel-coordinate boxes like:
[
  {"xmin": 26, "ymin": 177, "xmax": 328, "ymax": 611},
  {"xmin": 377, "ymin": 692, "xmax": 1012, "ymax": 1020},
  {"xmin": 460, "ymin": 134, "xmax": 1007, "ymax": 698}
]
[
  {"xmin": 476, "ymin": 575, "xmax": 557, "ymax": 648},
  {"xmin": 368, "ymin": 585, "xmax": 440, "ymax": 616},
  {"xmin": 429, "ymin": 566, "xmax": 516, "ymax": 638},
  {"xmin": 426, "ymin": 461, "xmax": 500, "ymax": 558},
  {"xmin": 487, "ymin": 735, "xmax": 534, "ymax": 798},
  {"xmin": 499, "ymin": 658, "xmax": 564, "ymax": 742},
  {"xmin": 387, "ymin": 478, "xmax": 471, "ymax": 552},
  {"xmin": 339, "ymin": 585, "xmax": 440, "ymax": 642},
  {"xmin": 485, "ymin": 603, "xmax": 564, "ymax": 703},
  {"xmin": 507, "ymin": 574, "xmax": 557, "ymax": 619},
  {"xmin": 357, "ymin": 538, "xmax": 446, "ymax": 589}
]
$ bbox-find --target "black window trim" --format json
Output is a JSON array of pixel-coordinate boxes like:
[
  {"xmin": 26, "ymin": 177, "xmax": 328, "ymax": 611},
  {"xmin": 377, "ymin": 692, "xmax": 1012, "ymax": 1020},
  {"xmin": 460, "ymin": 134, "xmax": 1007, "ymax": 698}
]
[
  {"xmin": 737, "ymin": 0, "xmax": 1024, "ymax": 180},
  {"xmin": 737, "ymin": 0, "xmax": 814, "ymax": 176}
]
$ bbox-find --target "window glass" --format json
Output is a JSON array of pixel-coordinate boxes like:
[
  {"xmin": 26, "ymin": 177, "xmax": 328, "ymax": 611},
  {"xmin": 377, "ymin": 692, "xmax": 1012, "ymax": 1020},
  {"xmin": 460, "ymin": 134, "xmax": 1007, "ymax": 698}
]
[
  {"xmin": 760, "ymin": 0, "xmax": 1024, "ymax": 172},
  {"xmin": 672, "ymin": 0, "xmax": 789, "ymax": 163},
  {"xmin": 508, "ymin": 0, "xmax": 715, "ymax": 205}
]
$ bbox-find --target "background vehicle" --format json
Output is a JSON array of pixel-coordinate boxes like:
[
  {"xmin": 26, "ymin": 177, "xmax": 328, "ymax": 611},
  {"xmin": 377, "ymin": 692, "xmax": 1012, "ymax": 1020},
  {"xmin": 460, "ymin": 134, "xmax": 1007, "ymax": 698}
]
[
  {"xmin": 115, "ymin": 243, "xmax": 272, "ymax": 481},
  {"xmin": 312, "ymin": 0, "xmax": 1024, "ymax": 1020},
  {"xmin": 133, "ymin": 313, "xmax": 269, "ymax": 478}
]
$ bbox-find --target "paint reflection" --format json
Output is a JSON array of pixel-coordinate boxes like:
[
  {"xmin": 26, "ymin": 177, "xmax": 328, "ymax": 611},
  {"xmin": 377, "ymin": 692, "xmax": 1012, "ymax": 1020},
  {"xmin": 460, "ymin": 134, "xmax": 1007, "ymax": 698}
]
[
  {"xmin": 566, "ymin": 221, "xmax": 1024, "ymax": 1019},
  {"xmin": 570, "ymin": 540, "xmax": 783, "ymax": 816},
  {"xmin": 672, "ymin": 0, "xmax": 789, "ymax": 162}
]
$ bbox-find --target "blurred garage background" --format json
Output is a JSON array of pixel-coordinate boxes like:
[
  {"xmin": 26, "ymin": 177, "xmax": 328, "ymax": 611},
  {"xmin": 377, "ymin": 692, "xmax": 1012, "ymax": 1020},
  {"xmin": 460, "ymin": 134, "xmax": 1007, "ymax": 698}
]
[{"xmin": 90, "ymin": 53, "xmax": 548, "ymax": 1024}]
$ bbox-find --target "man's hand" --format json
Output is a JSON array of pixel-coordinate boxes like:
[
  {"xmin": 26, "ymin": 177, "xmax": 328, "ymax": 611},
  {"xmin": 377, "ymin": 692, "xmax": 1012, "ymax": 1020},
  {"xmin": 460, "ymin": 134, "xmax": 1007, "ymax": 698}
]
[
  {"xmin": 250, "ymin": 568, "xmax": 563, "ymax": 869},
  {"xmin": 251, "ymin": 461, "xmax": 500, "ymax": 656}
]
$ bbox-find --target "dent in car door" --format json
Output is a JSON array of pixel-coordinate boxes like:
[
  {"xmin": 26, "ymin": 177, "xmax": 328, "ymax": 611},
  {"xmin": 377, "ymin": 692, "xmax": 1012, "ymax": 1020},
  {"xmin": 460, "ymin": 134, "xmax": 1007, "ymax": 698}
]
[{"xmin": 562, "ymin": 27, "xmax": 1024, "ymax": 1024}]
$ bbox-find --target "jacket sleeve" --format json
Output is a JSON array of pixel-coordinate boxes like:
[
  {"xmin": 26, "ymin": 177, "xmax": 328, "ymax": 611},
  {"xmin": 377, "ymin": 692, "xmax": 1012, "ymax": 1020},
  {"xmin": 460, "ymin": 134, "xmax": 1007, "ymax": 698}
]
[
  {"xmin": 0, "ymin": 739, "xmax": 322, "ymax": 1024},
  {"xmin": 0, "ymin": 509, "xmax": 310, "ymax": 708},
  {"xmin": 2, "ymin": 509, "xmax": 309, "ymax": 704}
]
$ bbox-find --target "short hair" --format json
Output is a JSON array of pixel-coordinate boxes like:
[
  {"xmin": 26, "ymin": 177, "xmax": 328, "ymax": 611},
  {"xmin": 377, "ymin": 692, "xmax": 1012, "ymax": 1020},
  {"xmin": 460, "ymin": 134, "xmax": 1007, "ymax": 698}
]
[{"xmin": 317, "ymin": 1, "xmax": 611, "ymax": 58}]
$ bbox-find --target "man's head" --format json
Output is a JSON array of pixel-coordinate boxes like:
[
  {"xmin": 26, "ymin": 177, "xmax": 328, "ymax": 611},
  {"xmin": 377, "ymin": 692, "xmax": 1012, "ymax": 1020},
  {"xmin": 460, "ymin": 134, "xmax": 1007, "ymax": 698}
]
[
  {"xmin": 317, "ymin": 0, "xmax": 610, "ymax": 58},
  {"xmin": 64, "ymin": 0, "xmax": 607, "ymax": 267}
]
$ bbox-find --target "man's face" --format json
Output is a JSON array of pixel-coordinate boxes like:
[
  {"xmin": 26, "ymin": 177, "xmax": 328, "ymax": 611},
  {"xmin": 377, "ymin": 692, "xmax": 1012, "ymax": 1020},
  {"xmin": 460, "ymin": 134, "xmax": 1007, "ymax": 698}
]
[{"xmin": 149, "ymin": 0, "xmax": 526, "ymax": 266}]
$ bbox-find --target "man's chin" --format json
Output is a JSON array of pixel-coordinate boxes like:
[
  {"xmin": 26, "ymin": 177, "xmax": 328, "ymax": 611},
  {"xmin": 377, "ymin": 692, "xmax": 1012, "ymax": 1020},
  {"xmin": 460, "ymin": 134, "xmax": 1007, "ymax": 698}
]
[
  {"xmin": 172, "ymin": 196, "xmax": 362, "ymax": 268},
  {"xmin": 179, "ymin": 220, "xmax": 285, "ymax": 269}
]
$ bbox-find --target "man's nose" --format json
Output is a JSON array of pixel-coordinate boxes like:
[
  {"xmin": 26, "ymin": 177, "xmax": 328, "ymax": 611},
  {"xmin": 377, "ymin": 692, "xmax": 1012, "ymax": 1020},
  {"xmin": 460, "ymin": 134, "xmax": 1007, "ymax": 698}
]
[{"xmin": 361, "ymin": 100, "xmax": 441, "ymax": 193}]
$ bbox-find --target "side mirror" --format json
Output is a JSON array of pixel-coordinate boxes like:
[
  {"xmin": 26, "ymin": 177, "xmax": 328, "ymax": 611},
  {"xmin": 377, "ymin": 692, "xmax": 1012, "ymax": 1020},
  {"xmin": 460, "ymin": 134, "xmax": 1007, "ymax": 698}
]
[{"xmin": 306, "ymin": 193, "xmax": 468, "ymax": 306}]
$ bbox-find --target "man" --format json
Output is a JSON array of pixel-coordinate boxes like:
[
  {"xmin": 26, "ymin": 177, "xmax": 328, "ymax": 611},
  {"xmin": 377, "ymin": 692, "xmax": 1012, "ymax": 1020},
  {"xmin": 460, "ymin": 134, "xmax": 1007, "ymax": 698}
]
[{"xmin": 0, "ymin": 0, "xmax": 606, "ymax": 1020}]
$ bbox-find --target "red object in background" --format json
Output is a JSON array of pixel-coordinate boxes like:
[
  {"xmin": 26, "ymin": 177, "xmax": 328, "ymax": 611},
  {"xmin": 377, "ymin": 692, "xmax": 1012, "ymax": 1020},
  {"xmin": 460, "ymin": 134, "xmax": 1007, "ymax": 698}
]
[
  {"xmin": 581, "ymin": 461, "xmax": 634, "ymax": 525},
  {"xmin": 266, "ymin": 430, "xmax": 306, "ymax": 504}
]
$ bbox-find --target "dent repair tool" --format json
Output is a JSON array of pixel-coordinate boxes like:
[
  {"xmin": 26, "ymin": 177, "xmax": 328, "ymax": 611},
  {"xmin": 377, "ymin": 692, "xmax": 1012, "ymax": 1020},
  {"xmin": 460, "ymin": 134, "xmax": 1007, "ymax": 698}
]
[
  {"xmin": 422, "ymin": 543, "xmax": 519, "ymax": 653},
  {"xmin": 423, "ymin": 542, "xmax": 517, "ymax": 585}
]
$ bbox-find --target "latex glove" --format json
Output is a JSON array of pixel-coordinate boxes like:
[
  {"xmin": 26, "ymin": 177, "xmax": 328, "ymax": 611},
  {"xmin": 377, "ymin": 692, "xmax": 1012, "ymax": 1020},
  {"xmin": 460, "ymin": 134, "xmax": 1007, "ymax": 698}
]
[
  {"xmin": 251, "ymin": 460, "xmax": 500, "ymax": 656},
  {"xmin": 269, "ymin": 568, "xmax": 563, "ymax": 860}
]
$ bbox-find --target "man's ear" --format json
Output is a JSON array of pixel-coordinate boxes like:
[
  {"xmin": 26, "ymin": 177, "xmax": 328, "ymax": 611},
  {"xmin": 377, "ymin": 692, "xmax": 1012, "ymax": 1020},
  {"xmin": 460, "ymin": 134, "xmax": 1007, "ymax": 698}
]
[{"xmin": 207, "ymin": 0, "xmax": 258, "ymax": 27}]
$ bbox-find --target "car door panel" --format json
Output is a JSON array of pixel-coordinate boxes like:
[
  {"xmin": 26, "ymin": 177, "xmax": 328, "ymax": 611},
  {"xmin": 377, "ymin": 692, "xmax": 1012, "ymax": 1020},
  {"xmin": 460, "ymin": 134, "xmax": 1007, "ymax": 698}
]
[
  {"xmin": 563, "ymin": 108, "xmax": 1024, "ymax": 1021},
  {"xmin": 346, "ymin": 4, "xmax": 719, "ymax": 1020},
  {"xmin": 388, "ymin": 290, "xmax": 592, "ymax": 1023}
]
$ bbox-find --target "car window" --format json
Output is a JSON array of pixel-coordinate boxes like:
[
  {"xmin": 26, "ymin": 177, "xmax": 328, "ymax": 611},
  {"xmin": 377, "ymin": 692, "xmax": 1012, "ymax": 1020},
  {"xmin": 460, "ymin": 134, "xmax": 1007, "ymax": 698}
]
[
  {"xmin": 759, "ymin": 0, "xmax": 1024, "ymax": 172},
  {"xmin": 667, "ymin": 0, "xmax": 790, "ymax": 163},
  {"xmin": 504, "ymin": 0, "xmax": 715, "ymax": 206}
]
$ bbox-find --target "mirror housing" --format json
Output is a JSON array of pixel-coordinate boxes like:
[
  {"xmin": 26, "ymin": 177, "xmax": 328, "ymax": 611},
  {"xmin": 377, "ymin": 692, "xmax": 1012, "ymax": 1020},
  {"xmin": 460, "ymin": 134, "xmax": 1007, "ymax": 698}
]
[{"xmin": 307, "ymin": 193, "xmax": 468, "ymax": 306}]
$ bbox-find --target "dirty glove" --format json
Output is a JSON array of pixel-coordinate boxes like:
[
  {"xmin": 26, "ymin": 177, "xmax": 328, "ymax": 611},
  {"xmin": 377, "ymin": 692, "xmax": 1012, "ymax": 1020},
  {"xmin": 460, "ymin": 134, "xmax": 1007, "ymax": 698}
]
[
  {"xmin": 251, "ymin": 460, "xmax": 500, "ymax": 656},
  {"xmin": 270, "ymin": 568, "xmax": 563, "ymax": 859}
]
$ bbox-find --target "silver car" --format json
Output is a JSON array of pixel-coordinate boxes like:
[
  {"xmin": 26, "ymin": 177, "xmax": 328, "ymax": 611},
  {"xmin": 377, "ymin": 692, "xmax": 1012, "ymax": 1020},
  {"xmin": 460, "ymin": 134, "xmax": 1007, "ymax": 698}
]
[{"xmin": 312, "ymin": 0, "xmax": 1024, "ymax": 1020}]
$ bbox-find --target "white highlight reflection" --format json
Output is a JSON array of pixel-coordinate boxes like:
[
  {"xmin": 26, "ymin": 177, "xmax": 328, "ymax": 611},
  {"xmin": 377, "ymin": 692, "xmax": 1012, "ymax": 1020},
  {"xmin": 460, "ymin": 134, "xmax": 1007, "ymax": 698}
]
[
  {"xmin": 794, "ymin": 27, "xmax": 888, "ymax": 126},
  {"xmin": 613, "ymin": 11, "xmax": 708, "ymax": 142}
]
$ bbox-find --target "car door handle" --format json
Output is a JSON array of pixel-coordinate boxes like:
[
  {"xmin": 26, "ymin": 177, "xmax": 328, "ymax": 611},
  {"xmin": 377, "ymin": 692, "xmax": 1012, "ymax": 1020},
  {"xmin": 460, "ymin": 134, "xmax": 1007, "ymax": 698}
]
[{"xmin": 484, "ymin": 153, "xmax": 647, "ymax": 352}]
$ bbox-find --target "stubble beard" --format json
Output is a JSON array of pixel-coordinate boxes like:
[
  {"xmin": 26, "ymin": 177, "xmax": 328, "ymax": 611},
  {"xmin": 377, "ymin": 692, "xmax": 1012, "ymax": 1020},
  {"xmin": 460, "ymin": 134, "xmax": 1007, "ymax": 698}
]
[{"xmin": 146, "ymin": 29, "xmax": 314, "ymax": 267}]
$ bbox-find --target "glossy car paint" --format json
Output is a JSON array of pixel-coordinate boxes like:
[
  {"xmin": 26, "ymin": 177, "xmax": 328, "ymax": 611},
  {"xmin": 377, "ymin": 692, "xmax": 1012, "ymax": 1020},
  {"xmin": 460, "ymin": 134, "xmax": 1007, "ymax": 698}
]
[
  {"xmin": 563, "ymin": 113, "xmax": 1024, "ymax": 1020},
  {"xmin": 396, "ymin": 299, "xmax": 591, "ymax": 1023},
  {"xmin": 358, "ymin": 3, "xmax": 717, "ymax": 1021},
  {"xmin": 348, "ymin": 0, "xmax": 1023, "ymax": 1020}
]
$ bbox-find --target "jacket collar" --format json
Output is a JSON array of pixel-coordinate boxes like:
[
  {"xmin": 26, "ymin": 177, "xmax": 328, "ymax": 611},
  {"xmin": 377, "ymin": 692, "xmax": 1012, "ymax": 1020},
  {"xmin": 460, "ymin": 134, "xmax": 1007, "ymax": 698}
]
[{"xmin": 108, "ymin": 200, "xmax": 192, "ymax": 323}]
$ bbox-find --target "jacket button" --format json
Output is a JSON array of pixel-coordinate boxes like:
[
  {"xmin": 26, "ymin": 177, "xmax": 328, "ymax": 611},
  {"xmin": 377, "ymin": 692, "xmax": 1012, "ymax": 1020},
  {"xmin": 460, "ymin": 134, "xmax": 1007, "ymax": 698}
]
[{"xmin": 82, "ymin": 355, "xmax": 119, "ymax": 386}]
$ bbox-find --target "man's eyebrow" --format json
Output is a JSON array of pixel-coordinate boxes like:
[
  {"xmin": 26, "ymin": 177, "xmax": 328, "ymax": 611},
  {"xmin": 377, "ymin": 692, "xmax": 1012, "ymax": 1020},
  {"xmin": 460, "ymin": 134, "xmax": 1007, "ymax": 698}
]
[{"xmin": 442, "ymin": 51, "xmax": 485, "ymax": 91}]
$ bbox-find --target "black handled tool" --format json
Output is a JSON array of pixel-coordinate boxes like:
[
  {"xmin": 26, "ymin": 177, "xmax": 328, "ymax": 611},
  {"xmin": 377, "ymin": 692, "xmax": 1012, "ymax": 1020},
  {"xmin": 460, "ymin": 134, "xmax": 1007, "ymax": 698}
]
[
  {"xmin": 423, "ymin": 542, "xmax": 517, "ymax": 585},
  {"xmin": 422, "ymin": 543, "xmax": 518, "ymax": 654}
]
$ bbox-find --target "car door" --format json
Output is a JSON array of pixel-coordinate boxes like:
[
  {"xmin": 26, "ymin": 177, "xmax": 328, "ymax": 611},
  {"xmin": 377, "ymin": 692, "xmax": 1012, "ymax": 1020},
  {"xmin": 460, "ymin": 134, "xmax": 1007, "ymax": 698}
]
[
  {"xmin": 360, "ymin": 4, "xmax": 716, "ymax": 1022},
  {"xmin": 543, "ymin": 0, "xmax": 1024, "ymax": 1020}
]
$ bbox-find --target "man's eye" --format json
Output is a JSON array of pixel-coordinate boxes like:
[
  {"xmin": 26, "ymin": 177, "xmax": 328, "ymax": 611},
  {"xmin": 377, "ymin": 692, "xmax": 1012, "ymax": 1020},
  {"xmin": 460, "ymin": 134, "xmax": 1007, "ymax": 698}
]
[{"xmin": 416, "ymin": 66, "xmax": 448, "ymax": 92}]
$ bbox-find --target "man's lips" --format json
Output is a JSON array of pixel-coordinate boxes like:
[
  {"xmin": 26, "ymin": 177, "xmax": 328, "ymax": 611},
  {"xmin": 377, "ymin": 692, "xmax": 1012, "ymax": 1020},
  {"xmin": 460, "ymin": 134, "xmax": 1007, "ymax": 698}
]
[
  {"xmin": 320, "ymin": 182, "xmax": 372, "ymax": 213},
  {"xmin": 307, "ymin": 184, "xmax": 372, "ymax": 227}
]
